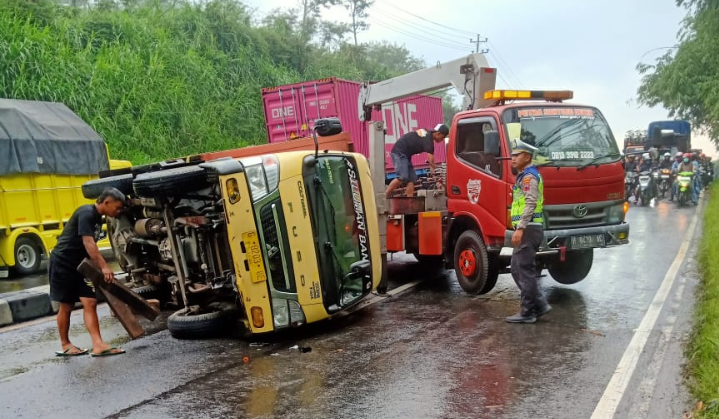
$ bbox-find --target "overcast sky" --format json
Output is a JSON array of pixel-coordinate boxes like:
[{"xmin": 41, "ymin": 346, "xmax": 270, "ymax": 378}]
[{"xmin": 246, "ymin": 0, "xmax": 715, "ymax": 155}]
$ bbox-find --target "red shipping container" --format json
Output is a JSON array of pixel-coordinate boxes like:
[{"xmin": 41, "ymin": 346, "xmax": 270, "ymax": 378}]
[{"xmin": 261, "ymin": 77, "xmax": 445, "ymax": 176}]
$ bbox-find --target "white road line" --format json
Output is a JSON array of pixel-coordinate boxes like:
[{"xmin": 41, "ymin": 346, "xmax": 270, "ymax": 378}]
[{"xmin": 590, "ymin": 198, "xmax": 704, "ymax": 418}]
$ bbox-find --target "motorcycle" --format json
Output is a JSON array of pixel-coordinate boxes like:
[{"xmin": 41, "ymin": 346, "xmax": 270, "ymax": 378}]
[
  {"xmin": 658, "ymin": 168, "xmax": 672, "ymax": 199},
  {"xmin": 635, "ymin": 170, "xmax": 655, "ymax": 206},
  {"xmin": 676, "ymin": 171, "xmax": 694, "ymax": 207},
  {"xmin": 625, "ymin": 171, "xmax": 637, "ymax": 201}
]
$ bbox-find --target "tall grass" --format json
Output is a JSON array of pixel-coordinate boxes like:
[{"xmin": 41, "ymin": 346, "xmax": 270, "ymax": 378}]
[{"xmin": 691, "ymin": 183, "xmax": 719, "ymax": 418}]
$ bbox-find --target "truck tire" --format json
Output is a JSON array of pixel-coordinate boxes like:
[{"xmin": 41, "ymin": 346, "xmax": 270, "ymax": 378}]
[
  {"xmin": 453, "ymin": 230, "xmax": 489, "ymax": 295},
  {"xmin": 478, "ymin": 256, "xmax": 501, "ymax": 294},
  {"xmin": 133, "ymin": 165, "xmax": 209, "ymax": 197},
  {"xmin": 82, "ymin": 174, "xmax": 134, "ymax": 199},
  {"xmin": 548, "ymin": 249, "xmax": 593, "ymax": 284},
  {"xmin": 167, "ymin": 303, "xmax": 237, "ymax": 339},
  {"xmin": 13, "ymin": 237, "xmax": 42, "ymax": 275}
]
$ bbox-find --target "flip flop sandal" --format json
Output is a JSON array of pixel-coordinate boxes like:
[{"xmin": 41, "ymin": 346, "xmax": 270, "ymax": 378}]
[
  {"xmin": 55, "ymin": 346, "xmax": 89, "ymax": 357},
  {"xmin": 90, "ymin": 347, "xmax": 126, "ymax": 357}
]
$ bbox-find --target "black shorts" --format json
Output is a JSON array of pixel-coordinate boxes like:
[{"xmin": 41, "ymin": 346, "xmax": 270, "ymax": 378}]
[{"xmin": 49, "ymin": 256, "xmax": 97, "ymax": 303}]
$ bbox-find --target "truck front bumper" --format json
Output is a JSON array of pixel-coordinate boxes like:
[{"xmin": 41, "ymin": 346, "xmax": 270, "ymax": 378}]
[{"xmin": 500, "ymin": 222, "xmax": 630, "ymax": 255}]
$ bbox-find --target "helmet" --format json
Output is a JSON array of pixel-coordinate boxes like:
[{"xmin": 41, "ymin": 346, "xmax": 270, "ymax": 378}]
[
  {"xmin": 663, "ymin": 152, "xmax": 671, "ymax": 158},
  {"xmin": 684, "ymin": 153, "xmax": 692, "ymax": 158},
  {"xmin": 676, "ymin": 152, "xmax": 683, "ymax": 157},
  {"xmin": 701, "ymin": 153, "xmax": 706, "ymax": 158}
]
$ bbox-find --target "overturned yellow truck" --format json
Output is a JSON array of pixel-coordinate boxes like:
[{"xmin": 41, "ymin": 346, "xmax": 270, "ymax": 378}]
[
  {"xmin": 0, "ymin": 99, "xmax": 130, "ymax": 277},
  {"xmin": 83, "ymin": 119, "xmax": 382, "ymax": 338}
]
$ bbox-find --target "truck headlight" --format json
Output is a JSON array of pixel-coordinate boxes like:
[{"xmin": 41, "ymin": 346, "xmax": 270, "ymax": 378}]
[
  {"xmin": 271, "ymin": 298, "xmax": 305, "ymax": 328},
  {"xmin": 272, "ymin": 299, "xmax": 290, "ymax": 328},
  {"xmin": 607, "ymin": 203, "xmax": 625, "ymax": 223},
  {"xmin": 245, "ymin": 164, "xmax": 269, "ymax": 201},
  {"xmin": 242, "ymin": 154, "xmax": 280, "ymax": 202}
]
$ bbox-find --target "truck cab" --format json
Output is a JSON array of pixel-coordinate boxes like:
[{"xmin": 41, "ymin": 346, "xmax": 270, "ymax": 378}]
[{"xmin": 445, "ymin": 90, "xmax": 629, "ymax": 292}]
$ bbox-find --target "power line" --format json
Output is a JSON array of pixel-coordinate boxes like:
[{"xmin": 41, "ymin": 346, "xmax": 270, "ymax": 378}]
[
  {"xmin": 373, "ymin": 1, "xmax": 479, "ymax": 37},
  {"xmin": 367, "ymin": 13, "xmax": 474, "ymax": 49},
  {"xmin": 486, "ymin": 41, "xmax": 525, "ymax": 88},
  {"xmin": 368, "ymin": 18, "xmax": 473, "ymax": 52}
]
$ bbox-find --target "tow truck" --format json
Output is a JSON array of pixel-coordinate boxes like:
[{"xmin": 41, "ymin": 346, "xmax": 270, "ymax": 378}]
[{"xmin": 361, "ymin": 53, "xmax": 630, "ymax": 294}]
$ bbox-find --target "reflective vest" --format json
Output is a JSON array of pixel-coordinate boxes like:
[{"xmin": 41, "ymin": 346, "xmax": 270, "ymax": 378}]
[{"xmin": 511, "ymin": 165, "xmax": 544, "ymax": 229}]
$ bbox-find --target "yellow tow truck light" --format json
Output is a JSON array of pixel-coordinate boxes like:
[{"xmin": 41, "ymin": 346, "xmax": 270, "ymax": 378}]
[{"xmin": 484, "ymin": 90, "xmax": 574, "ymax": 102}]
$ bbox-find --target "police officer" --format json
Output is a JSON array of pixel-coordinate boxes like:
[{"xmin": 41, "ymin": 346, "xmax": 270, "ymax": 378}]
[{"xmin": 507, "ymin": 138, "xmax": 551, "ymax": 324}]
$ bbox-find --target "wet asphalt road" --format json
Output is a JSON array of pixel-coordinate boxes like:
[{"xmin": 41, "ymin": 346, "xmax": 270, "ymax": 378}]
[{"xmin": 0, "ymin": 197, "xmax": 703, "ymax": 419}]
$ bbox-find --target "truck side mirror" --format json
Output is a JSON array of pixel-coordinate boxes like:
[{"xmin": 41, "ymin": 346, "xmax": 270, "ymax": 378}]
[
  {"xmin": 314, "ymin": 118, "xmax": 343, "ymax": 137},
  {"xmin": 484, "ymin": 130, "xmax": 501, "ymax": 156}
]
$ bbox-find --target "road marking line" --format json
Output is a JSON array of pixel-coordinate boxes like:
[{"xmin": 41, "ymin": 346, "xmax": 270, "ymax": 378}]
[{"xmin": 590, "ymin": 197, "xmax": 703, "ymax": 418}]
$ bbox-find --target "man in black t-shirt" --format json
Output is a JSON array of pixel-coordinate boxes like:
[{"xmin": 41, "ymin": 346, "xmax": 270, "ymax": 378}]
[
  {"xmin": 385, "ymin": 123, "xmax": 449, "ymax": 198},
  {"xmin": 50, "ymin": 187, "xmax": 126, "ymax": 357}
]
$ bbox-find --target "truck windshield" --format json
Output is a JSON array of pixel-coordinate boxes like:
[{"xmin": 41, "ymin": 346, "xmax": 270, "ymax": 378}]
[
  {"xmin": 306, "ymin": 156, "xmax": 371, "ymax": 308},
  {"xmin": 502, "ymin": 106, "xmax": 620, "ymax": 167}
]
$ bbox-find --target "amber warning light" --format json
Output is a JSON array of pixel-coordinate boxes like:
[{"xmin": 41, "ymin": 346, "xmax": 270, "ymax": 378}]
[{"xmin": 484, "ymin": 90, "xmax": 574, "ymax": 102}]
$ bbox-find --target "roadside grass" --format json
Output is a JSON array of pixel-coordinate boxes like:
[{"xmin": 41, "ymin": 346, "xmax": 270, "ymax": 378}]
[{"xmin": 690, "ymin": 183, "xmax": 719, "ymax": 418}]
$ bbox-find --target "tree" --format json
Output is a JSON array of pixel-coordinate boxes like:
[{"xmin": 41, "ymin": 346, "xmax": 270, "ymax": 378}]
[
  {"xmin": 341, "ymin": 0, "xmax": 372, "ymax": 47},
  {"xmin": 636, "ymin": 0, "xmax": 719, "ymax": 145}
]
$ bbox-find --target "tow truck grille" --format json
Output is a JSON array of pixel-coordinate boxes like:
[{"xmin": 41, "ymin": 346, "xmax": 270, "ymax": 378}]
[{"xmin": 543, "ymin": 202, "xmax": 610, "ymax": 229}]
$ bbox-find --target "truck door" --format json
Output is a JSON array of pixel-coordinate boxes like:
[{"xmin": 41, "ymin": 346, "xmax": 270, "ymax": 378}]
[{"xmin": 447, "ymin": 116, "xmax": 509, "ymax": 239}]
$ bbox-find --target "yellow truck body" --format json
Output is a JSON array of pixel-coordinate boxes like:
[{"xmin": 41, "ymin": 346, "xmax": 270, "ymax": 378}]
[{"xmin": 0, "ymin": 160, "xmax": 132, "ymax": 276}]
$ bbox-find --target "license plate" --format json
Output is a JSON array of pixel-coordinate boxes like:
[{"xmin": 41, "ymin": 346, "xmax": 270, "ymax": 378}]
[
  {"xmin": 242, "ymin": 231, "xmax": 267, "ymax": 283},
  {"xmin": 0, "ymin": 269, "xmax": 8, "ymax": 279},
  {"xmin": 570, "ymin": 234, "xmax": 605, "ymax": 250}
]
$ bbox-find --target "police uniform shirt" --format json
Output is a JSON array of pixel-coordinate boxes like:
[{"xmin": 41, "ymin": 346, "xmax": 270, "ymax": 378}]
[
  {"xmin": 391, "ymin": 129, "xmax": 435, "ymax": 157},
  {"xmin": 516, "ymin": 173, "xmax": 541, "ymax": 230}
]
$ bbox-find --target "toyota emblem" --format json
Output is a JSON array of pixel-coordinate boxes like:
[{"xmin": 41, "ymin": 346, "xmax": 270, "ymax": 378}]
[{"xmin": 573, "ymin": 205, "xmax": 588, "ymax": 218}]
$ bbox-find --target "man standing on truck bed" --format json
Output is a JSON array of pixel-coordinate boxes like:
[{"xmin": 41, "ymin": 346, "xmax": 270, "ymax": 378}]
[
  {"xmin": 507, "ymin": 138, "xmax": 551, "ymax": 324},
  {"xmin": 50, "ymin": 188, "xmax": 126, "ymax": 357},
  {"xmin": 385, "ymin": 123, "xmax": 449, "ymax": 198}
]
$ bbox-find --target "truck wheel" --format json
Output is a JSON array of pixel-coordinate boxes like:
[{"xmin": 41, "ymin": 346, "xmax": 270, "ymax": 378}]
[
  {"xmin": 548, "ymin": 249, "xmax": 593, "ymax": 284},
  {"xmin": 13, "ymin": 237, "xmax": 42, "ymax": 275},
  {"xmin": 133, "ymin": 165, "xmax": 209, "ymax": 197},
  {"xmin": 453, "ymin": 230, "xmax": 489, "ymax": 295},
  {"xmin": 167, "ymin": 303, "xmax": 237, "ymax": 339},
  {"xmin": 82, "ymin": 174, "xmax": 134, "ymax": 199},
  {"xmin": 478, "ymin": 256, "xmax": 501, "ymax": 294}
]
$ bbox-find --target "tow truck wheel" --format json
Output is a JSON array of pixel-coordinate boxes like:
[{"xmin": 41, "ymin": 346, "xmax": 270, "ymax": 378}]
[
  {"xmin": 167, "ymin": 302, "xmax": 238, "ymax": 339},
  {"xmin": 478, "ymin": 256, "xmax": 501, "ymax": 294},
  {"xmin": 548, "ymin": 249, "xmax": 594, "ymax": 284},
  {"xmin": 453, "ymin": 230, "xmax": 489, "ymax": 295}
]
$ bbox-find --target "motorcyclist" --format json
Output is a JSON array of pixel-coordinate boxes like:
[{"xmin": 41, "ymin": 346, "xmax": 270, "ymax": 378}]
[
  {"xmin": 659, "ymin": 152, "xmax": 673, "ymax": 170},
  {"xmin": 692, "ymin": 152, "xmax": 703, "ymax": 193},
  {"xmin": 624, "ymin": 155, "xmax": 638, "ymax": 173},
  {"xmin": 637, "ymin": 153, "xmax": 654, "ymax": 173},
  {"xmin": 634, "ymin": 153, "xmax": 658, "ymax": 203},
  {"xmin": 674, "ymin": 153, "xmax": 698, "ymax": 205}
]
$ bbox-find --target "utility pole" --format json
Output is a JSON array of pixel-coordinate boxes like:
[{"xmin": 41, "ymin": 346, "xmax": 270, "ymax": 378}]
[{"xmin": 470, "ymin": 34, "xmax": 489, "ymax": 54}]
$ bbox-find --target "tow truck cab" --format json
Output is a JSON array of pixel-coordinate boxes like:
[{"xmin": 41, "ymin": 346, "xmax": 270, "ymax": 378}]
[{"xmin": 445, "ymin": 90, "xmax": 629, "ymax": 289}]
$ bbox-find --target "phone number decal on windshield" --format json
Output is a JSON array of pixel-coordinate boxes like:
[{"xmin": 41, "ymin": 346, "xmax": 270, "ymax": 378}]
[
  {"xmin": 550, "ymin": 151, "xmax": 595, "ymax": 160},
  {"xmin": 518, "ymin": 108, "xmax": 595, "ymax": 118}
]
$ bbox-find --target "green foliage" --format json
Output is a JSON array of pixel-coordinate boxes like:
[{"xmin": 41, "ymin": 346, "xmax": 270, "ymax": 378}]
[
  {"xmin": 636, "ymin": 0, "xmax": 719, "ymax": 146},
  {"xmin": 691, "ymin": 183, "xmax": 719, "ymax": 418},
  {"xmin": 0, "ymin": 0, "xmax": 428, "ymax": 164}
]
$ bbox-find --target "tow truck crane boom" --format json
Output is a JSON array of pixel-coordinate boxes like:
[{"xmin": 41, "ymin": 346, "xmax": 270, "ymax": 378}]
[{"xmin": 358, "ymin": 53, "xmax": 497, "ymax": 122}]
